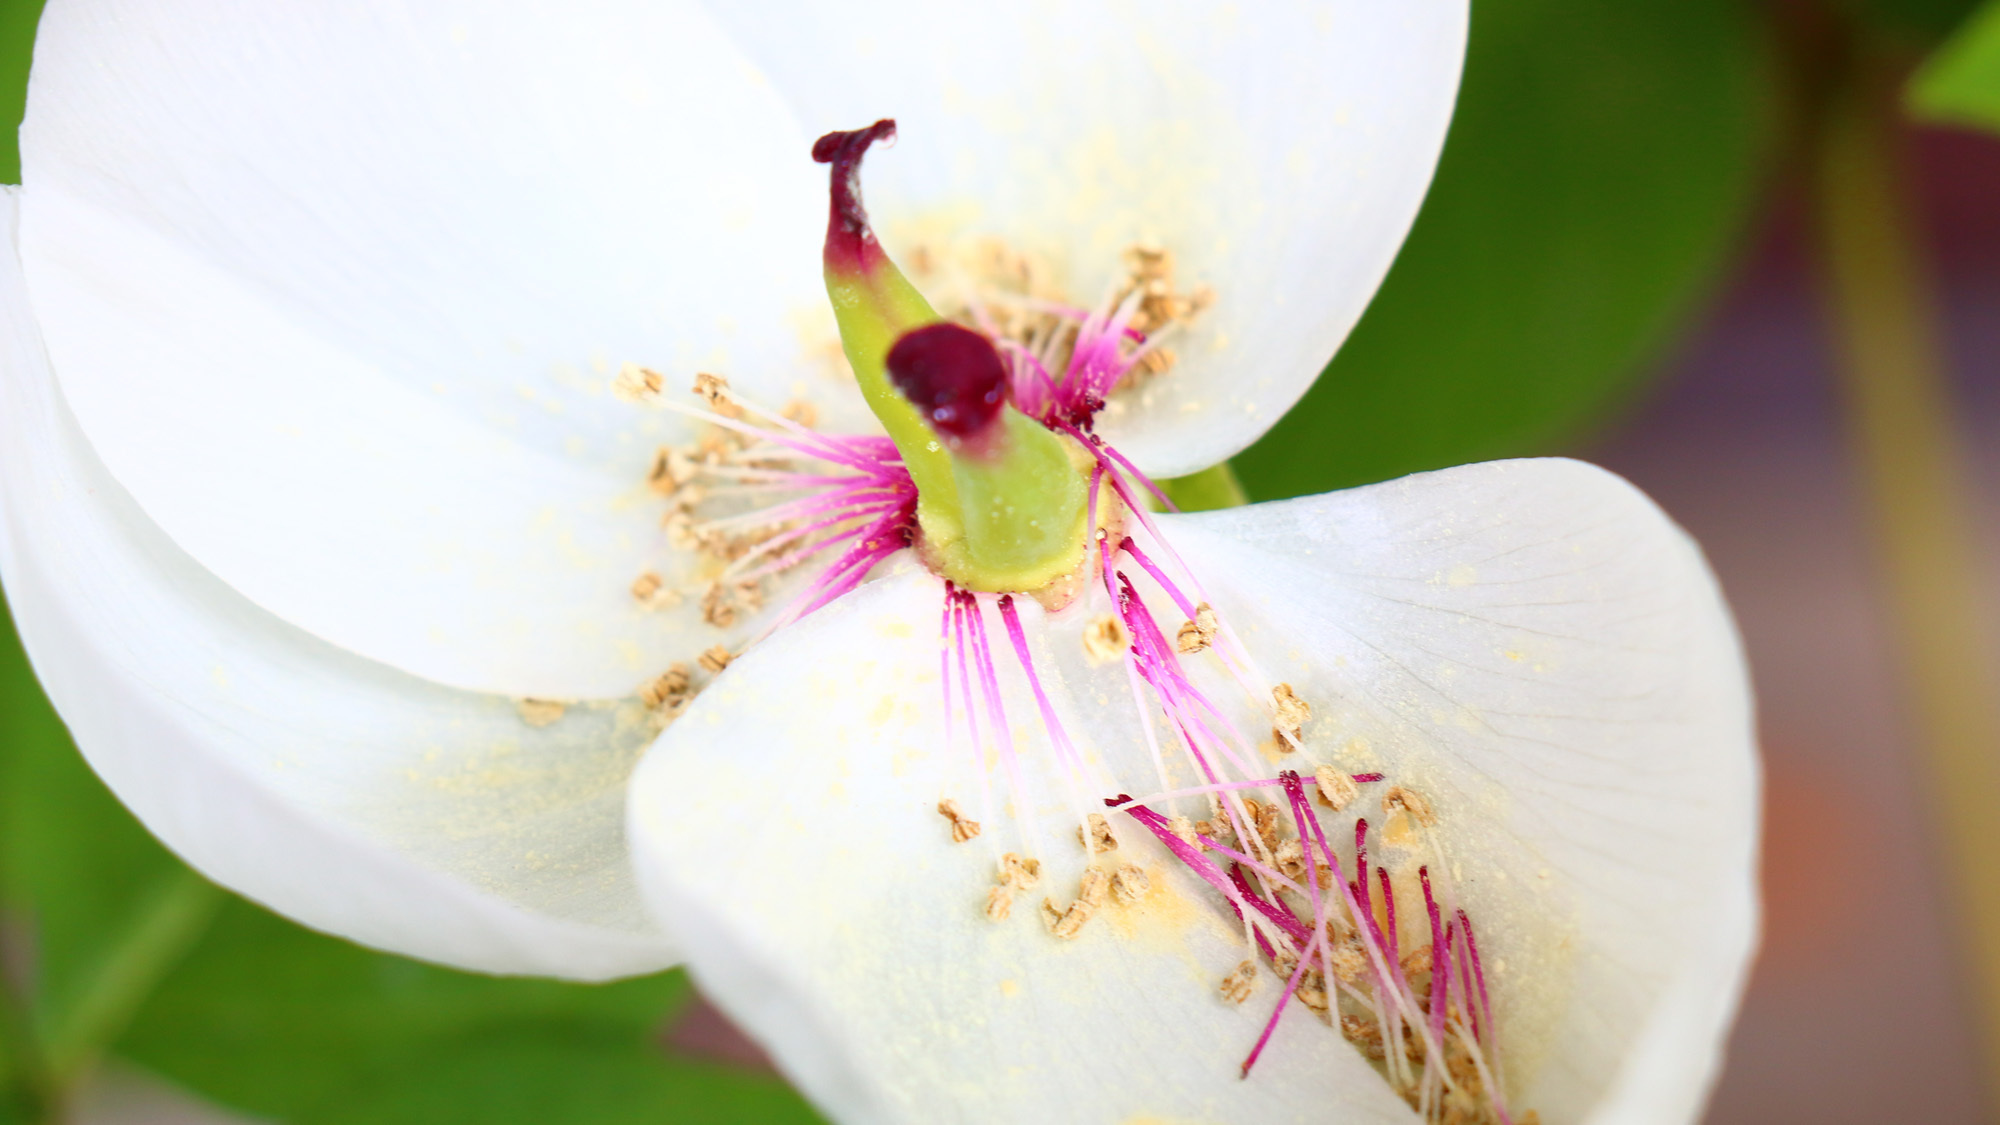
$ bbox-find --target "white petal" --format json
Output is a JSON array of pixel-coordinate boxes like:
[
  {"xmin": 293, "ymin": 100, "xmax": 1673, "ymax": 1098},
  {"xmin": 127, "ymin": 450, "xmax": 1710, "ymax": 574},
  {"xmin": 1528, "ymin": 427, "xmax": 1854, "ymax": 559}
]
[
  {"xmin": 1157, "ymin": 459, "xmax": 1757, "ymax": 1123},
  {"xmin": 18, "ymin": 0, "xmax": 858, "ymax": 697},
  {"xmin": 704, "ymin": 0, "xmax": 1467, "ymax": 476},
  {"xmin": 0, "ymin": 189, "xmax": 675, "ymax": 979},
  {"xmin": 628, "ymin": 459, "xmax": 1754, "ymax": 1121},
  {"xmin": 631, "ymin": 569, "xmax": 1420, "ymax": 1124}
]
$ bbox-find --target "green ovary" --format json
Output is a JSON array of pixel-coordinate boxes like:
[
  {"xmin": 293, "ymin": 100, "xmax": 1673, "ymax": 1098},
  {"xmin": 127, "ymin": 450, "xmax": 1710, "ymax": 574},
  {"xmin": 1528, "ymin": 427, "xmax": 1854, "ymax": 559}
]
[
  {"xmin": 933, "ymin": 411, "xmax": 1091, "ymax": 592},
  {"xmin": 824, "ymin": 261, "xmax": 1090, "ymax": 593}
]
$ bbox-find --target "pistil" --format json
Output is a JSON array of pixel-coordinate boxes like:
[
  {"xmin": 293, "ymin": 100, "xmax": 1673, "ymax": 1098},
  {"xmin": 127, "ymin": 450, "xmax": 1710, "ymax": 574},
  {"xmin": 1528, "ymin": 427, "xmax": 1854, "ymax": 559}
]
[{"xmin": 816, "ymin": 122, "xmax": 1090, "ymax": 592}]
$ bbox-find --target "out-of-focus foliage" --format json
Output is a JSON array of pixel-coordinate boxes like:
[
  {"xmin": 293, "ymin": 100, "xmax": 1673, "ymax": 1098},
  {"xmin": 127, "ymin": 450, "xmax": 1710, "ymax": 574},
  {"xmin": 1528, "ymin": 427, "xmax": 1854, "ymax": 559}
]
[
  {"xmin": 1910, "ymin": 0, "xmax": 2000, "ymax": 131},
  {"xmin": 0, "ymin": 0, "xmax": 32, "ymax": 184},
  {"xmin": 1850, "ymin": 0, "xmax": 1987, "ymax": 42},
  {"xmin": 0, "ymin": 602, "xmax": 206, "ymax": 1123},
  {"xmin": 0, "ymin": 600, "xmax": 825, "ymax": 1124},
  {"xmin": 1234, "ymin": 0, "xmax": 1773, "ymax": 499},
  {"xmin": 120, "ymin": 901, "xmax": 820, "ymax": 1125}
]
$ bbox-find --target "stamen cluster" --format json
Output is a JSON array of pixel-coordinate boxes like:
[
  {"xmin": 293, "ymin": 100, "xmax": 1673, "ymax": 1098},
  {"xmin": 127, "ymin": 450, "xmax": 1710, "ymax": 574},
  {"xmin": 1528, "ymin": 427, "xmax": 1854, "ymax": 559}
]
[
  {"xmin": 611, "ymin": 243, "xmax": 1530, "ymax": 1121},
  {"xmin": 611, "ymin": 371, "xmax": 921, "ymax": 727},
  {"xmin": 919, "ymin": 422, "xmax": 1529, "ymax": 1122},
  {"xmin": 907, "ymin": 237, "xmax": 1214, "ymax": 430}
]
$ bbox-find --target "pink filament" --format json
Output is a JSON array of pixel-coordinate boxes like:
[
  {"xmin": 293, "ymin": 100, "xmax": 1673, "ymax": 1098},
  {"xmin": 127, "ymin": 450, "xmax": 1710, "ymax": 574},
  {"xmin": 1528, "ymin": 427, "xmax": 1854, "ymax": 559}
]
[
  {"xmin": 1118, "ymin": 536, "xmax": 1199, "ymax": 618},
  {"xmin": 996, "ymin": 596, "xmax": 1088, "ymax": 780},
  {"xmin": 769, "ymin": 507, "xmax": 912, "ymax": 628},
  {"xmin": 1421, "ymin": 866, "xmax": 1452, "ymax": 1047},
  {"xmin": 1116, "ymin": 801, "xmax": 1263, "ymax": 924},
  {"xmin": 1459, "ymin": 909, "xmax": 1495, "ymax": 1047},
  {"xmin": 1355, "ymin": 819, "xmax": 1373, "ymax": 916},
  {"xmin": 1377, "ymin": 866, "xmax": 1399, "ymax": 961}
]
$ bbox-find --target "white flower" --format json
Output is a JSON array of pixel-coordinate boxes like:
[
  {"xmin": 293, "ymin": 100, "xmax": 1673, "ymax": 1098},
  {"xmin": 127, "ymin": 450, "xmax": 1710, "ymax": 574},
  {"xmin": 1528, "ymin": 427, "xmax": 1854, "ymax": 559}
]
[
  {"xmin": 627, "ymin": 462, "xmax": 1756, "ymax": 1123},
  {"xmin": 0, "ymin": 1, "xmax": 1757, "ymax": 1121}
]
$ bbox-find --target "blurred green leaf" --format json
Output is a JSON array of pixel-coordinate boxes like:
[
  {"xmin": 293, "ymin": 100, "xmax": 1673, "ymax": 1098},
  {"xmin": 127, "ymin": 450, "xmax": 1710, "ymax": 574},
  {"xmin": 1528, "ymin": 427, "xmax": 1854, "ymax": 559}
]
[
  {"xmin": 2, "ymin": 594, "xmax": 823, "ymax": 1123},
  {"xmin": 0, "ymin": 601, "xmax": 210, "ymax": 1090},
  {"xmin": 118, "ymin": 902, "xmax": 823, "ymax": 1125},
  {"xmin": 1235, "ymin": 0, "xmax": 1773, "ymax": 500},
  {"xmin": 1849, "ymin": 0, "xmax": 1986, "ymax": 43},
  {"xmin": 0, "ymin": 0, "xmax": 40, "ymax": 184},
  {"xmin": 317, "ymin": 1027, "xmax": 815, "ymax": 1125},
  {"xmin": 1910, "ymin": 0, "xmax": 2000, "ymax": 131},
  {"xmin": 1159, "ymin": 463, "xmax": 1248, "ymax": 513}
]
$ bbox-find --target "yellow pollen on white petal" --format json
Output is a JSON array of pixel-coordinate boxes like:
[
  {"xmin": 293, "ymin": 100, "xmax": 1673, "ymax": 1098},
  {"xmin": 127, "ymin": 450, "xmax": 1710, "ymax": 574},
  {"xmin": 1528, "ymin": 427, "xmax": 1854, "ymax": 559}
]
[
  {"xmin": 1174, "ymin": 601, "xmax": 1218, "ymax": 654},
  {"xmin": 610, "ymin": 362, "xmax": 665, "ymax": 404},
  {"xmin": 1078, "ymin": 812, "xmax": 1119, "ymax": 854},
  {"xmin": 1220, "ymin": 959, "xmax": 1256, "ymax": 1004},
  {"xmin": 1000, "ymin": 852, "xmax": 1042, "ymax": 891},
  {"xmin": 1315, "ymin": 763, "xmax": 1358, "ymax": 811},
  {"xmin": 985, "ymin": 884, "xmax": 1014, "ymax": 922},
  {"xmin": 637, "ymin": 664, "xmax": 692, "ymax": 713},
  {"xmin": 691, "ymin": 371, "xmax": 743, "ymax": 418},
  {"xmin": 936, "ymin": 798, "xmax": 982, "ymax": 843},
  {"xmin": 1271, "ymin": 682, "xmax": 1311, "ymax": 751},
  {"xmin": 513, "ymin": 698, "xmax": 565, "ymax": 728},
  {"xmin": 1081, "ymin": 613, "xmax": 1131, "ymax": 665},
  {"xmin": 1111, "ymin": 864, "xmax": 1150, "ymax": 904},
  {"xmin": 891, "ymin": 231, "xmax": 1215, "ymax": 406},
  {"xmin": 1046, "ymin": 868, "xmax": 1110, "ymax": 940}
]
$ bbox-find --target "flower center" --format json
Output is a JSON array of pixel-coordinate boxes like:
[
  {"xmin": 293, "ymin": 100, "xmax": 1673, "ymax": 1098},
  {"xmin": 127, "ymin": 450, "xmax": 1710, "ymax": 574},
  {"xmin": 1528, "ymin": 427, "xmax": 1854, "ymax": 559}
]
[
  {"xmin": 810, "ymin": 123, "xmax": 1534, "ymax": 1122},
  {"xmin": 605, "ymin": 122, "xmax": 1537, "ymax": 1122},
  {"xmin": 814, "ymin": 120, "xmax": 1091, "ymax": 595}
]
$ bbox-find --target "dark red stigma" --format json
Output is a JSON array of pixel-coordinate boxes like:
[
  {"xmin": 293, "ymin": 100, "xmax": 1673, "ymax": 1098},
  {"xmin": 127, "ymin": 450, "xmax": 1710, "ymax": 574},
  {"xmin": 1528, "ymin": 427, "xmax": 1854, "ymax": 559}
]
[
  {"xmin": 812, "ymin": 119, "xmax": 897, "ymax": 273},
  {"xmin": 884, "ymin": 323, "xmax": 1009, "ymax": 443}
]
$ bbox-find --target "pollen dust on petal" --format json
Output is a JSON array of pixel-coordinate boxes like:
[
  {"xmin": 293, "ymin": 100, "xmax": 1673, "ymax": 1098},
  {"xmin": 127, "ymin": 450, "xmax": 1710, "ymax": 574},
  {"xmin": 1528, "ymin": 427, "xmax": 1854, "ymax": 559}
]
[
  {"xmin": 638, "ymin": 664, "xmax": 692, "ymax": 713},
  {"xmin": 611, "ymin": 362, "xmax": 665, "ymax": 404},
  {"xmin": 629, "ymin": 570, "xmax": 676, "ymax": 608},
  {"xmin": 1327, "ymin": 939, "xmax": 1369, "ymax": 985},
  {"xmin": 985, "ymin": 852, "xmax": 1042, "ymax": 922},
  {"xmin": 1110, "ymin": 864, "xmax": 1150, "ymax": 904},
  {"xmin": 1243, "ymin": 797, "xmax": 1283, "ymax": 852},
  {"xmin": 692, "ymin": 371, "xmax": 744, "ymax": 419},
  {"xmin": 1271, "ymin": 682, "xmax": 1311, "ymax": 751},
  {"xmin": 634, "ymin": 650, "xmax": 735, "ymax": 732},
  {"xmin": 1315, "ymin": 764, "xmax": 1358, "ymax": 811},
  {"xmin": 1192, "ymin": 813, "xmax": 1235, "ymax": 851},
  {"xmin": 1046, "ymin": 868, "xmax": 1110, "ymax": 940},
  {"xmin": 1382, "ymin": 785, "xmax": 1437, "ymax": 848},
  {"xmin": 780, "ymin": 398, "xmax": 818, "ymax": 428},
  {"xmin": 1219, "ymin": 959, "xmax": 1256, "ymax": 1004},
  {"xmin": 1081, "ymin": 613, "xmax": 1131, "ymax": 666},
  {"xmin": 1174, "ymin": 602, "xmax": 1217, "ymax": 655},
  {"xmin": 514, "ymin": 698, "xmax": 566, "ymax": 728},
  {"xmin": 1078, "ymin": 812, "xmax": 1119, "ymax": 854},
  {"xmin": 936, "ymin": 798, "xmax": 981, "ymax": 843}
]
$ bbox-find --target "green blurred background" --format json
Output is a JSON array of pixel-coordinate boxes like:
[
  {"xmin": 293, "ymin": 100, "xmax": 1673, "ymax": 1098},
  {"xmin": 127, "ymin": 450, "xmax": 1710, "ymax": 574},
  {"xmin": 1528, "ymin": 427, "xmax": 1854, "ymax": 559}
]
[{"xmin": 5, "ymin": 0, "xmax": 2000, "ymax": 1121}]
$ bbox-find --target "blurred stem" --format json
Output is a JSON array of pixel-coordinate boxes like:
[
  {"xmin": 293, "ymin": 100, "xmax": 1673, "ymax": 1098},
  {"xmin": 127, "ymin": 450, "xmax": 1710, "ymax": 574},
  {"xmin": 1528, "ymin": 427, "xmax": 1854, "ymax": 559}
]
[
  {"xmin": 1812, "ymin": 46, "xmax": 2000, "ymax": 1097},
  {"xmin": 0, "ymin": 918, "xmax": 53, "ymax": 1124},
  {"xmin": 40, "ymin": 871, "xmax": 222, "ymax": 1093}
]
